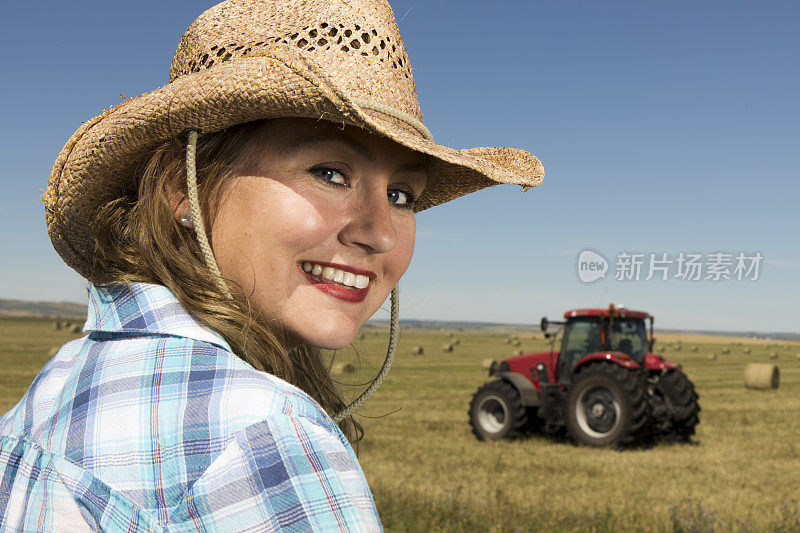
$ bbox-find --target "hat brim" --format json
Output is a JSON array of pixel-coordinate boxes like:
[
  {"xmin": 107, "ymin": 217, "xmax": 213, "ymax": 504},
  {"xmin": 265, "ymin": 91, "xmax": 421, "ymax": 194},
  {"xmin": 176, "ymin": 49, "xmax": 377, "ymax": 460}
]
[{"xmin": 44, "ymin": 48, "xmax": 544, "ymax": 279}]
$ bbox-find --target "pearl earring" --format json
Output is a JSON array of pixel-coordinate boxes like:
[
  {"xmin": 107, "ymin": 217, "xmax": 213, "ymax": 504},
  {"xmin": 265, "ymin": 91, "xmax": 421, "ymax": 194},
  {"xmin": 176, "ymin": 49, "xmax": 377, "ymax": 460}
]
[{"xmin": 178, "ymin": 213, "xmax": 193, "ymax": 228}]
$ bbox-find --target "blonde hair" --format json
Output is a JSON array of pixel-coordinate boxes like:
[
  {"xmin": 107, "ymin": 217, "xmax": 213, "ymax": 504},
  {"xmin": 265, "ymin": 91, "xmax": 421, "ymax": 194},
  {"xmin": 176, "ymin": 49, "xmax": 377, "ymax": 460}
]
[{"xmin": 91, "ymin": 122, "xmax": 360, "ymax": 442}]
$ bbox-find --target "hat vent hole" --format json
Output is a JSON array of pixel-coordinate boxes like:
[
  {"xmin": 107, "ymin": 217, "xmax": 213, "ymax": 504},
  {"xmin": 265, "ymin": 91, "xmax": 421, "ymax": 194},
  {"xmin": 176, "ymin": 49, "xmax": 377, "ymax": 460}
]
[{"xmin": 182, "ymin": 22, "xmax": 412, "ymax": 79}]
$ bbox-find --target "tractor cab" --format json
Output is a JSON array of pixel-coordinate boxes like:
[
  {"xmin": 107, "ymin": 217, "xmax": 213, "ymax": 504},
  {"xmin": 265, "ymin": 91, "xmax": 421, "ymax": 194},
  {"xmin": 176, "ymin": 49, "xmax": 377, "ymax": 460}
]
[{"xmin": 546, "ymin": 305, "xmax": 654, "ymax": 385}]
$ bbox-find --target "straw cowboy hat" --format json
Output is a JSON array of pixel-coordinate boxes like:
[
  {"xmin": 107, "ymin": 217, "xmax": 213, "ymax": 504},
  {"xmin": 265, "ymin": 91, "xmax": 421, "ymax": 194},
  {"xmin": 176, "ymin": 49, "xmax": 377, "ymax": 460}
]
[{"xmin": 44, "ymin": 0, "xmax": 544, "ymax": 280}]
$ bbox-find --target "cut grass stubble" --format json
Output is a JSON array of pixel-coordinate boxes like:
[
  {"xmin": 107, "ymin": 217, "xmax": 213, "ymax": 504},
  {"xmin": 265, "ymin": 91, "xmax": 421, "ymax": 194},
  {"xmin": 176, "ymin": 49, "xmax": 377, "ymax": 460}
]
[{"xmin": 2, "ymin": 319, "xmax": 800, "ymax": 531}]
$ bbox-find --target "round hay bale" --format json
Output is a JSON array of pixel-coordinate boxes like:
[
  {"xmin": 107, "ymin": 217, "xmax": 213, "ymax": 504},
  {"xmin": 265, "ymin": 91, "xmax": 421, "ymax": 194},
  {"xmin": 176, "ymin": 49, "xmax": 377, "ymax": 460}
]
[
  {"xmin": 673, "ymin": 345, "xmax": 682, "ymax": 352},
  {"xmin": 707, "ymin": 353, "xmax": 717, "ymax": 361},
  {"xmin": 448, "ymin": 332, "xmax": 454, "ymax": 338},
  {"xmin": 332, "ymin": 362, "xmax": 357, "ymax": 375},
  {"xmin": 794, "ymin": 353, "xmax": 800, "ymax": 361},
  {"xmin": 453, "ymin": 339, "xmax": 460, "ymax": 346},
  {"xmin": 504, "ymin": 338, "xmax": 511, "ymax": 344},
  {"xmin": 770, "ymin": 352, "xmax": 779, "ymax": 360},
  {"xmin": 69, "ymin": 324, "xmax": 82, "ymax": 334},
  {"xmin": 721, "ymin": 348, "xmax": 730, "ymax": 354},
  {"xmin": 481, "ymin": 358, "xmax": 496, "ymax": 370},
  {"xmin": 744, "ymin": 363, "xmax": 779, "ymax": 389},
  {"xmin": 691, "ymin": 345, "xmax": 698, "ymax": 352},
  {"xmin": 512, "ymin": 349, "xmax": 523, "ymax": 356},
  {"xmin": 52, "ymin": 320, "xmax": 62, "ymax": 331},
  {"xmin": 743, "ymin": 347, "xmax": 751, "ymax": 355},
  {"xmin": 442, "ymin": 343, "xmax": 453, "ymax": 353},
  {"xmin": 48, "ymin": 346, "xmax": 61, "ymax": 357},
  {"xmin": 411, "ymin": 346, "xmax": 424, "ymax": 355},
  {"xmin": 512, "ymin": 340, "xmax": 521, "ymax": 347}
]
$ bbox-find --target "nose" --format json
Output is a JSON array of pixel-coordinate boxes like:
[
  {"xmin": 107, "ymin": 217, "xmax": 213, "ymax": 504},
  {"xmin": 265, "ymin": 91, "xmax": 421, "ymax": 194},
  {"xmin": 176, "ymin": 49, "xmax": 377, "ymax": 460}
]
[{"xmin": 339, "ymin": 190, "xmax": 397, "ymax": 254}]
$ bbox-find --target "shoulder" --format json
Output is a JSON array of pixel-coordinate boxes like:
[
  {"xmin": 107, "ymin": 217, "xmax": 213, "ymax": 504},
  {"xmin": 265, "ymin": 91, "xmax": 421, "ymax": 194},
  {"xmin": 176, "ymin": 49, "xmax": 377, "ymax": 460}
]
[
  {"xmin": 167, "ymin": 400, "xmax": 380, "ymax": 531},
  {"xmin": 89, "ymin": 330, "xmax": 344, "ymax": 443}
]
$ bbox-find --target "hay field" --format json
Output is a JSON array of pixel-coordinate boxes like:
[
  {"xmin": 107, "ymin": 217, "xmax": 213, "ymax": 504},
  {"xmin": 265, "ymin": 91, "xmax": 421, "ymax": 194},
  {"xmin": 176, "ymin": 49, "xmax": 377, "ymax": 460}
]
[{"xmin": 2, "ymin": 317, "xmax": 799, "ymax": 531}]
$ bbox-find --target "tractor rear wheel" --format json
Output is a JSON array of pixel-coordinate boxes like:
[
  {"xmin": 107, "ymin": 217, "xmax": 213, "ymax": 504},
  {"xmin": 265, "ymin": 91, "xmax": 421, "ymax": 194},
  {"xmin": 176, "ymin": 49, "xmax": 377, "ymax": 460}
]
[
  {"xmin": 565, "ymin": 364, "xmax": 650, "ymax": 447},
  {"xmin": 656, "ymin": 369, "xmax": 701, "ymax": 442},
  {"xmin": 469, "ymin": 380, "xmax": 528, "ymax": 440}
]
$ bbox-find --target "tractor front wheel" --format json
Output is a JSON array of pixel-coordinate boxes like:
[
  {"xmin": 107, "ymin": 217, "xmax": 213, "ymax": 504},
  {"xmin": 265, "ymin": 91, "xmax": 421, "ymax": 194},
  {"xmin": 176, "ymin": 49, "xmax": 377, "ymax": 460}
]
[
  {"xmin": 469, "ymin": 380, "xmax": 528, "ymax": 440},
  {"xmin": 565, "ymin": 364, "xmax": 650, "ymax": 447}
]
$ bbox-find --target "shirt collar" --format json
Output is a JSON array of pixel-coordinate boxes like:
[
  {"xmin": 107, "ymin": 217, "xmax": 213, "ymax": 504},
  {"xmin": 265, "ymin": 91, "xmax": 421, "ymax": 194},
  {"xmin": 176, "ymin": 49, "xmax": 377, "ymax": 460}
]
[{"xmin": 85, "ymin": 282, "xmax": 232, "ymax": 352}]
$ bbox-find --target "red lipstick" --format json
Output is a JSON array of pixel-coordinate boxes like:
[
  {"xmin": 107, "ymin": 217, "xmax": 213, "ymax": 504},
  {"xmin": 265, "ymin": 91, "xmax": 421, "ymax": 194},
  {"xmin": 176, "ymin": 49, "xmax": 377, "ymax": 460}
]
[{"xmin": 298, "ymin": 262, "xmax": 373, "ymax": 303}]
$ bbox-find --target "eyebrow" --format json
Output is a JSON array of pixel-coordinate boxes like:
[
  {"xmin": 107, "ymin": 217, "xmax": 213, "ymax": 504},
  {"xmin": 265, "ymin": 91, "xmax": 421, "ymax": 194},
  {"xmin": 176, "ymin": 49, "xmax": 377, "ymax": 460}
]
[
  {"xmin": 396, "ymin": 163, "xmax": 427, "ymax": 174},
  {"xmin": 293, "ymin": 132, "xmax": 376, "ymax": 162}
]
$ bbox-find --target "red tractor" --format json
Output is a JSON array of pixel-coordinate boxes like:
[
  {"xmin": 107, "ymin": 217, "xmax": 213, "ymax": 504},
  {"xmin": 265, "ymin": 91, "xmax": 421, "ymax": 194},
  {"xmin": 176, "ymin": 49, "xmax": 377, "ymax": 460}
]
[{"xmin": 469, "ymin": 305, "xmax": 700, "ymax": 447}]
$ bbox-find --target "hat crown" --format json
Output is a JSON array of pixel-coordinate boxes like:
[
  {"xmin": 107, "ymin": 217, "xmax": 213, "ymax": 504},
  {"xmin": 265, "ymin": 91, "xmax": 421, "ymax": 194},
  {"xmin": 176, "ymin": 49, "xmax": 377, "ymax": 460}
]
[{"xmin": 170, "ymin": 0, "xmax": 422, "ymax": 122}]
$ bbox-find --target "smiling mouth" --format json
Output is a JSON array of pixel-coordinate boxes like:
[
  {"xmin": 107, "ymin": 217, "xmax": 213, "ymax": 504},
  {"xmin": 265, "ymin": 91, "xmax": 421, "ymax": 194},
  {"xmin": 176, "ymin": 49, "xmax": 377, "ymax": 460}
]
[{"xmin": 300, "ymin": 261, "xmax": 376, "ymax": 292}]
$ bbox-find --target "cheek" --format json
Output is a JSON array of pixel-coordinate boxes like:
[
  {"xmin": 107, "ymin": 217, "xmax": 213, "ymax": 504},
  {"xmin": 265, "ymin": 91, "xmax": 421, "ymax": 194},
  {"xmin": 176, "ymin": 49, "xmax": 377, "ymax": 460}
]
[
  {"xmin": 387, "ymin": 215, "xmax": 417, "ymax": 279},
  {"xmin": 213, "ymin": 179, "xmax": 331, "ymax": 285}
]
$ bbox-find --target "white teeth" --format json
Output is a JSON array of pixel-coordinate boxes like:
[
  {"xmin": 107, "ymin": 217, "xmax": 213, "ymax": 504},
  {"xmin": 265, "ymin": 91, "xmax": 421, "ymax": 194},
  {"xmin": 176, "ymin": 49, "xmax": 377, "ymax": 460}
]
[
  {"xmin": 321, "ymin": 267, "xmax": 336, "ymax": 280},
  {"xmin": 342, "ymin": 272, "xmax": 357, "ymax": 287},
  {"xmin": 302, "ymin": 262, "xmax": 371, "ymax": 289}
]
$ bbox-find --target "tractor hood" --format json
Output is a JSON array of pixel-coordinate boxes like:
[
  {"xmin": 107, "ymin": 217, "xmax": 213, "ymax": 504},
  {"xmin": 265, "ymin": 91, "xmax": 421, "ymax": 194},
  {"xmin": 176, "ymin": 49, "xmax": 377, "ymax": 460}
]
[
  {"xmin": 500, "ymin": 351, "xmax": 559, "ymax": 389},
  {"xmin": 644, "ymin": 353, "xmax": 678, "ymax": 371}
]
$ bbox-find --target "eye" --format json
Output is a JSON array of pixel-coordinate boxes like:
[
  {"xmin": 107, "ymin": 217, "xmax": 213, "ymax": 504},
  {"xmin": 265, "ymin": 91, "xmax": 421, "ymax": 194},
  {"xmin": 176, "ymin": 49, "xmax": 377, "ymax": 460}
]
[
  {"xmin": 388, "ymin": 188, "xmax": 415, "ymax": 209},
  {"xmin": 310, "ymin": 166, "xmax": 348, "ymax": 187}
]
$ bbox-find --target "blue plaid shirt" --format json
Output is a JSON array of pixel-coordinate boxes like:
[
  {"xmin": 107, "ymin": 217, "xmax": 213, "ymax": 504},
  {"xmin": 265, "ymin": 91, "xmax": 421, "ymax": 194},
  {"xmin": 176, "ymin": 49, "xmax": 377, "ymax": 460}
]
[{"xmin": 0, "ymin": 283, "xmax": 381, "ymax": 532}]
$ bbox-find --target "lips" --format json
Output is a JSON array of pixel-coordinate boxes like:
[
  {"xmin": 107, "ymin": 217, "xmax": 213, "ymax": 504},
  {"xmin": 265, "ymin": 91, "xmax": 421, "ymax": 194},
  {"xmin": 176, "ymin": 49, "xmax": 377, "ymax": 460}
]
[{"xmin": 299, "ymin": 261, "xmax": 375, "ymax": 303}]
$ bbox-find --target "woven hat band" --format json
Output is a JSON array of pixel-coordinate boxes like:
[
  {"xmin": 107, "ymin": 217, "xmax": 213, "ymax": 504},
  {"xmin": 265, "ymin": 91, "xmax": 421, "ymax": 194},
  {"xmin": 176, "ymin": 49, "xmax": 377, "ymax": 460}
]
[{"xmin": 352, "ymin": 98, "xmax": 432, "ymax": 141}]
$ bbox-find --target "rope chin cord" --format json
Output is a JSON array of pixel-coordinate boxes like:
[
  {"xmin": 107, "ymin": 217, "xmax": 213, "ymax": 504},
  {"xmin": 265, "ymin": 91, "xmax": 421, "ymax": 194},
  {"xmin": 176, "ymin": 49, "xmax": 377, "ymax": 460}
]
[{"xmin": 185, "ymin": 130, "xmax": 399, "ymax": 424}]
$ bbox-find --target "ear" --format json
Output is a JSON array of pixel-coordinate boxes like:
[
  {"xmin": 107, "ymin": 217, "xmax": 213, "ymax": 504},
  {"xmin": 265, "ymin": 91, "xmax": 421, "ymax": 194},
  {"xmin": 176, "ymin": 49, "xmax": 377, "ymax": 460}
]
[{"xmin": 164, "ymin": 180, "xmax": 190, "ymax": 222}]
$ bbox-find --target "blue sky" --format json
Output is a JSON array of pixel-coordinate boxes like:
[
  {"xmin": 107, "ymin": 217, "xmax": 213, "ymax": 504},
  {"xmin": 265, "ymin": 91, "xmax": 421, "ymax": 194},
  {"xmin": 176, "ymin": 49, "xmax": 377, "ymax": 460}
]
[{"xmin": 1, "ymin": 1, "xmax": 798, "ymax": 332}]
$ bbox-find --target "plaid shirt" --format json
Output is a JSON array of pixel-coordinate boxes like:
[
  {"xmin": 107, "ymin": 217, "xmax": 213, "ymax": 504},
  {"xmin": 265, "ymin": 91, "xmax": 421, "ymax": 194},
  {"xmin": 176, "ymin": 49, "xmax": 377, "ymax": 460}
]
[{"xmin": 0, "ymin": 283, "xmax": 381, "ymax": 532}]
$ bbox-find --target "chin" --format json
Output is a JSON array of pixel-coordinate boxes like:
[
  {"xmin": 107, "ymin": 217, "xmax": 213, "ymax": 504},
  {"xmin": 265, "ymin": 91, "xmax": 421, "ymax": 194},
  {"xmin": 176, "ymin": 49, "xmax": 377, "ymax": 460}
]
[{"xmin": 297, "ymin": 314, "xmax": 361, "ymax": 350}]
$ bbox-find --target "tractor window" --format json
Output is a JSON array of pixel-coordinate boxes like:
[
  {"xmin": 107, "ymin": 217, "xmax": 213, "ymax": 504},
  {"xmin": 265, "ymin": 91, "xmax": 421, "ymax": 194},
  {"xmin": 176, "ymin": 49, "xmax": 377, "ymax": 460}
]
[
  {"xmin": 610, "ymin": 318, "xmax": 647, "ymax": 361},
  {"xmin": 561, "ymin": 318, "xmax": 602, "ymax": 372}
]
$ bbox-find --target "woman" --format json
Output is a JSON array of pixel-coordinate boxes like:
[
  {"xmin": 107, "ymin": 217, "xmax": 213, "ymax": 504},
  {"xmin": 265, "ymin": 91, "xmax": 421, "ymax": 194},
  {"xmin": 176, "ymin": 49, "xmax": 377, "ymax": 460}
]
[{"xmin": 0, "ymin": 0, "xmax": 543, "ymax": 530}]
